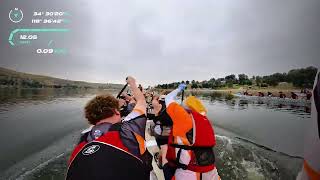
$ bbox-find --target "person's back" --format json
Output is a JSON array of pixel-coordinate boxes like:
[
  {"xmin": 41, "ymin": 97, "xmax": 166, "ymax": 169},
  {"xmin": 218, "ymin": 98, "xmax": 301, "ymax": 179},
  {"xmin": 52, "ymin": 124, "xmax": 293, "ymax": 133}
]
[
  {"xmin": 164, "ymin": 84, "xmax": 220, "ymax": 180},
  {"xmin": 149, "ymin": 95, "xmax": 175, "ymax": 179},
  {"xmin": 66, "ymin": 77, "xmax": 152, "ymax": 180}
]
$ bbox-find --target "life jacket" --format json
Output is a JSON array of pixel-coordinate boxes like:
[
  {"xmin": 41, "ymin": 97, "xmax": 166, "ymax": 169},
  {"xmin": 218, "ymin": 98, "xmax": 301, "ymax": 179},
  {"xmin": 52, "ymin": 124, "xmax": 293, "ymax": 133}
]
[
  {"xmin": 67, "ymin": 122, "xmax": 152, "ymax": 180},
  {"xmin": 166, "ymin": 110, "xmax": 216, "ymax": 173}
]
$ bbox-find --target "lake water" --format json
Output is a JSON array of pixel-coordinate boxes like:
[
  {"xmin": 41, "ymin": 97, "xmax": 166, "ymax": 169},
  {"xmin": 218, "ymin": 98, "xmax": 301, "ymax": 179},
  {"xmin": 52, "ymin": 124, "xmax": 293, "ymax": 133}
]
[{"xmin": 0, "ymin": 89, "xmax": 309, "ymax": 180}]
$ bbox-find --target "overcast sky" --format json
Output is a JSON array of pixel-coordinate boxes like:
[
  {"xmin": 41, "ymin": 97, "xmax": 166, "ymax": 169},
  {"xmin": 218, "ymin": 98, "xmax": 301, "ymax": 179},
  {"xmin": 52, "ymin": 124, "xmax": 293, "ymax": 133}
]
[{"xmin": 0, "ymin": 0, "xmax": 319, "ymax": 85}]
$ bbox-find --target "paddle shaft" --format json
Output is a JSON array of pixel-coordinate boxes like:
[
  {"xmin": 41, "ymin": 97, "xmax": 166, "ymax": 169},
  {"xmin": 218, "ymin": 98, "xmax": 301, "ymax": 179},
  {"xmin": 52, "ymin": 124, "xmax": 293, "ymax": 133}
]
[
  {"xmin": 181, "ymin": 90, "xmax": 185, "ymax": 103},
  {"xmin": 117, "ymin": 83, "xmax": 128, "ymax": 99}
]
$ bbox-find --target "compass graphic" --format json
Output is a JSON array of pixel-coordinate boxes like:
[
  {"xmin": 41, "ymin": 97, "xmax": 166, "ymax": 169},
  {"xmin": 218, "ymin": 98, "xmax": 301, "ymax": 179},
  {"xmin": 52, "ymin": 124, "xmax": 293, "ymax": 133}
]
[{"xmin": 9, "ymin": 8, "xmax": 23, "ymax": 23}]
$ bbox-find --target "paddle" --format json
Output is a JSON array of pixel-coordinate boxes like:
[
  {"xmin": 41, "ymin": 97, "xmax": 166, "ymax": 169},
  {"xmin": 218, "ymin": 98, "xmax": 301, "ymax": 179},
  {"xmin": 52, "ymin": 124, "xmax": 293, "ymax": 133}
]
[
  {"xmin": 181, "ymin": 90, "xmax": 185, "ymax": 103},
  {"xmin": 116, "ymin": 77, "xmax": 128, "ymax": 99}
]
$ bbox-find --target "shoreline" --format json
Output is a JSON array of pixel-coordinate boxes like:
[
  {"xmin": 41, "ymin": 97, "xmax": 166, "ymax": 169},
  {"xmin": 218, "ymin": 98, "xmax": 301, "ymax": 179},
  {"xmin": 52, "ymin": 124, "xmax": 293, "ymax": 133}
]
[{"xmin": 156, "ymin": 87, "xmax": 308, "ymax": 98}]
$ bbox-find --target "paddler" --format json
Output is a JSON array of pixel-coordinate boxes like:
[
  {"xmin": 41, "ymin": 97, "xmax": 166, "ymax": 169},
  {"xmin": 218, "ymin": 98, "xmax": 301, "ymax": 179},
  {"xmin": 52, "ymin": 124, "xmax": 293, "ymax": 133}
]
[
  {"xmin": 119, "ymin": 93, "xmax": 136, "ymax": 117},
  {"xmin": 66, "ymin": 76, "xmax": 153, "ymax": 180},
  {"xmin": 291, "ymin": 92, "xmax": 298, "ymax": 99},
  {"xmin": 279, "ymin": 91, "xmax": 286, "ymax": 98},
  {"xmin": 150, "ymin": 94, "xmax": 175, "ymax": 180},
  {"xmin": 164, "ymin": 84, "xmax": 220, "ymax": 180}
]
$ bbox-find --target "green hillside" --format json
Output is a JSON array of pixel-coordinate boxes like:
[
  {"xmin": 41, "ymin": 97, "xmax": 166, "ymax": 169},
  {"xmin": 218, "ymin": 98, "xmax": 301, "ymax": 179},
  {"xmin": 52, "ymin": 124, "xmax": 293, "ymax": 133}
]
[{"xmin": 0, "ymin": 67, "xmax": 123, "ymax": 89}]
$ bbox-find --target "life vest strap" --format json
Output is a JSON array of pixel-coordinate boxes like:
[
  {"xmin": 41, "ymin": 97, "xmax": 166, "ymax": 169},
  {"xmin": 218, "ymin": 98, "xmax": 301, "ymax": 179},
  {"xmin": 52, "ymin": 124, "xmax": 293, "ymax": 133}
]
[
  {"xmin": 170, "ymin": 144, "xmax": 216, "ymax": 170},
  {"xmin": 170, "ymin": 144, "xmax": 213, "ymax": 150},
  {"xmin": 175, "ymin": 148, "xmax": 188, "ymax": 170}
]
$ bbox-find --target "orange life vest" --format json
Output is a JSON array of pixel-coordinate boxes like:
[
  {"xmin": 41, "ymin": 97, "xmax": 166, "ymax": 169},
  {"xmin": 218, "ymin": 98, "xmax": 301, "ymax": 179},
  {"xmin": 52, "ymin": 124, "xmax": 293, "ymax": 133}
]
[{"xmin": 166, "ymin": 110, "xmax": 216, "ymax": 173}]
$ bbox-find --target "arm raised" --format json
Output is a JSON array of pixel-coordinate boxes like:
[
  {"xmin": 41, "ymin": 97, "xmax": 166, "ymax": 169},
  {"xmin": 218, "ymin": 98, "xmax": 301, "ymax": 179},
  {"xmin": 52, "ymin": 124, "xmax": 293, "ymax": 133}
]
[{"xmin": 126, "ymin": 76, "xmax": 147, "ymax": 115}]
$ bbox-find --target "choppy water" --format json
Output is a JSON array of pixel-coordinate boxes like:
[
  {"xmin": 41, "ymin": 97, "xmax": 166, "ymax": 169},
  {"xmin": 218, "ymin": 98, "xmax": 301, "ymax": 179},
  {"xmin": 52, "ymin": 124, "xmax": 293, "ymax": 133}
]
[{"xmin": 0, "ymin": 89, "xmax": 308, "ymax": 180}]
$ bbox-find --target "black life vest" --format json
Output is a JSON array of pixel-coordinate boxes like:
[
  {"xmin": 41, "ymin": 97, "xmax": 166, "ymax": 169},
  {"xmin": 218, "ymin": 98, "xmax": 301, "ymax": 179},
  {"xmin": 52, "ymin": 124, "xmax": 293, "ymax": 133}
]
[{"xmin": 66, "ymin": 123, "xmax": 151, "ymax": 180}]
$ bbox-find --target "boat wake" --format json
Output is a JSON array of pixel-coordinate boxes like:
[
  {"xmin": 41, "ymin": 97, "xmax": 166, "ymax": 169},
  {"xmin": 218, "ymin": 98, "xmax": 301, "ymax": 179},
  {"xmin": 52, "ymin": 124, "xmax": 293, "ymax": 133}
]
[
  {"xmin": 215, "ymin": 135, "xmax": 302, "ymax": 180},
  {"xmin": 234, "ymin": 137, "xmax": 302, "ymax": 159},
  {"xmin": 3, "ymin": 134, "xmax": 302, "ymax": 180},
  {"xmin": 16, "ymin": 153, "xmax": 65, "ymax": 180}
]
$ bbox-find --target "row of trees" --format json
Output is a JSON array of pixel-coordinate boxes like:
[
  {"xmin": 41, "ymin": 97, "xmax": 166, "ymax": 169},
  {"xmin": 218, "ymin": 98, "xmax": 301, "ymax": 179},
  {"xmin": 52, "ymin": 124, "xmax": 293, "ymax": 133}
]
[
  {"xmin": 0, "ymin": 77, "xmax": 44, "ymax": 88},
  {"xmin": 155, "ymin": 66, "xmax": 318, "ymax": 89},
  {"xmin": 0, "ymin": 77, "xmax": 91, "ymax": 89}
]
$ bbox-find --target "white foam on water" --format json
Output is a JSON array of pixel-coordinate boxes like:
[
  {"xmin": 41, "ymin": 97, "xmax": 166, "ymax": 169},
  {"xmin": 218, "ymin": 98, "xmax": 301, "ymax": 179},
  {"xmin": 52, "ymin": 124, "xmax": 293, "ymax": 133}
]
[
  {"xmin": 216, "ymin": 135, "xmax": 234, "ymax": 151},
  {"xmin": 15, "ymin": 153, "xmax": 65, "ymax": 180},
  {"xmin": 241, "ymin": 159, "xmax": 264, "ymax": 180}
]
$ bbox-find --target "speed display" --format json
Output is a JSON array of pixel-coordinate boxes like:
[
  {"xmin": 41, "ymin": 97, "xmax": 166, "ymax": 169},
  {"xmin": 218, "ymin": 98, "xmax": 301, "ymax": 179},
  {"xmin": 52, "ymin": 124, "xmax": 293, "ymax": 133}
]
[{"xmin": 7, "ymin": 8, "xmax": 71, "ymax": 55}]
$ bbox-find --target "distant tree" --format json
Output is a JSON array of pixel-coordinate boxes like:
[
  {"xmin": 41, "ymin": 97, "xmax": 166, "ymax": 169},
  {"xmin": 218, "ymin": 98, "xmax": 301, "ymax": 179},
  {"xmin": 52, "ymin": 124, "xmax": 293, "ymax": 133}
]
[
  {"xmin": 202, "ymin": 80, "xmax": 210, "ymax": 88},
  {"xmin": 209, "ymin": 77, "xmax": 216, "ymax": 82},
  {"xmin": 208, "ymin": 78, "xmax": 216, "ymax": 89},
  {"xmin": 215, "ymin": 78, "xmax": 225, "ymax": 88},
  {"xmin": 154, "ymin": 66, "xmax": 317, "ymax": 89},
  {"xmin": 255, "ymin": 76, "xmax": 262, "ymax": 86},
  {"xmin": 262, "ymin": 73, "xmax": 287, "ymax": 86},
  {"xmin": 225, "ymin": 74, "xmax": 237, "ymax": 84},
  {"xmin": 217, "ymin": 78, "xmax": 225, "ymax": 82},
  {"xmin": 191, "ymin": 83, "xmax": 198, "ymax": 89},
  {"xmin": 287, "ymin": 66, "xmax": 317, "ymax": 88},
  {"xmin": 262, "ymin": 75, "xmax": 278, "ymax": 86},
  {"xmin": 238, "ymin": 74, "xmax": 249, "ymax": 85},
  {"xmin": 246, "ymin": 80, "xmax": 253, "ymax": 86}
]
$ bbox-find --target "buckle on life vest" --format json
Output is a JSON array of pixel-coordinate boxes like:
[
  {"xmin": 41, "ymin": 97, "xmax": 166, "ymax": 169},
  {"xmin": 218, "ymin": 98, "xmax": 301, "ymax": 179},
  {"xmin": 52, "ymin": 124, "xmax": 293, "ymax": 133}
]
[
  {"xmin": 171, "ymin": 144, "xmax": 216, "ymax": 168},
  {"xmin": 176, "ymin": 162, "xmax": 188, "ymax": 170}
]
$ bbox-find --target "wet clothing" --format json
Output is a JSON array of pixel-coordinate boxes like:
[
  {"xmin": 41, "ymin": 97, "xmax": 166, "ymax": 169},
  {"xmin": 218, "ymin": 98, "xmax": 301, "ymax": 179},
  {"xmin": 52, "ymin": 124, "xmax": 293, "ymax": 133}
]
[
  {"xmin": 297, "ymin": 71, "xmax": 320, "ymax": 180},
  {"xmin": 164, "ymin": 89, "xmax": 220, "ymax": 180},
  {"xmin": 66, "ymin": 109, "xmax": 152, "ymax": 180}
]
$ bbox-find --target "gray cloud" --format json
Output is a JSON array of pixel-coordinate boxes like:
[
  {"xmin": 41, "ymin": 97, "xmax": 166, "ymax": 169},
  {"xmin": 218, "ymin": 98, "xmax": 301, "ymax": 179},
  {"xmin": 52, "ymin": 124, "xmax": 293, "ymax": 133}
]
[{"xmin": 0, "ymin": 0, "xmax": 319, "ymax": 85}]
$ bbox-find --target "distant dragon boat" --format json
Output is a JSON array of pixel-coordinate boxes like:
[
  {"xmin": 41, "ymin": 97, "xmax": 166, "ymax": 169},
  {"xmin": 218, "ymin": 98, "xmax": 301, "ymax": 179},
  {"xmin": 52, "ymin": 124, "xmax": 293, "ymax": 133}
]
[{"xmin": 233, "ymin": 93, "xmax": 311, "ymax": 107}]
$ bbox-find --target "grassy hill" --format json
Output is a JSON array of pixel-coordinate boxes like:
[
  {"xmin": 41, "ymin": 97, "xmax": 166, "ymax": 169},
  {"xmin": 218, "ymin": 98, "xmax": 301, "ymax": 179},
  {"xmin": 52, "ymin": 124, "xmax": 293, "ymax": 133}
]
[{"xmin": 0, "ymin": 67, "xmax": 123, "ymax": 89}]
